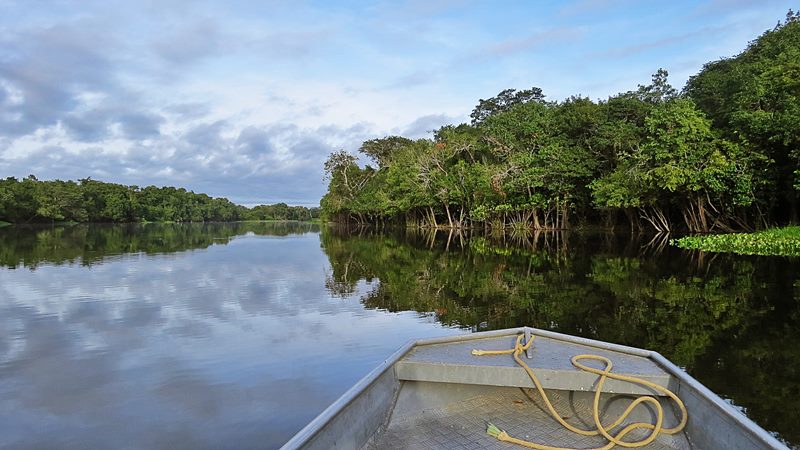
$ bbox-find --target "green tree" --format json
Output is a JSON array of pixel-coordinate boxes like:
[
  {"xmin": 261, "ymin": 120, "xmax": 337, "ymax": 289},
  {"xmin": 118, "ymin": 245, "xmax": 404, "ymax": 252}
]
[
  {"xmin": 470, "ymin": 87, "xmax": 546, "ymax": 125},
  {"xmin": 358, "ymin": 136, "xmax": 413, "ymax": 169},
  {"xmin": 686, "ymin": 11, "xmax": 800, "ymax": 221}
]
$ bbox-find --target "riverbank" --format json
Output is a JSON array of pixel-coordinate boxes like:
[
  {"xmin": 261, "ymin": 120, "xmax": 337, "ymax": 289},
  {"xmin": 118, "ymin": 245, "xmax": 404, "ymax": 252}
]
[
  {"xmin": 671, "ymin": 226, "xmax": 800, "ymax": 256},
  {"xmin": 0, "ymin": 219, "xmax": 319, "ymax": 227}
]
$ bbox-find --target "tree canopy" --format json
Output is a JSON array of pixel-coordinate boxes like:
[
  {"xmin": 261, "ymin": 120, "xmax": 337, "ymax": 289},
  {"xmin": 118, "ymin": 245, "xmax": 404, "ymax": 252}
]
[
  {"xmin": 321, "ymin": 13, "xmax": 800, "ymax": 233},
  {"xmin": 0, "ymin": 176, "xmax": 320, "ymax": 224}
]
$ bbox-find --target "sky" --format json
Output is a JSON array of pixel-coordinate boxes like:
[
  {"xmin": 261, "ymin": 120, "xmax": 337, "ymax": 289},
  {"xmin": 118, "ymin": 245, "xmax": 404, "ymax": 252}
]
[{"xmin": 0, "ymin": 0, "xmax": 796, "ymax": 207}]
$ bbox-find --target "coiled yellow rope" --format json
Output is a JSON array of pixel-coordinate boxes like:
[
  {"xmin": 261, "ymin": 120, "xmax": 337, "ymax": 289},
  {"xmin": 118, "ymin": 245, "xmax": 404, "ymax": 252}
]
[{"xmin": 471, "ymin": 334, "xmax": 687, "ymax": 450}]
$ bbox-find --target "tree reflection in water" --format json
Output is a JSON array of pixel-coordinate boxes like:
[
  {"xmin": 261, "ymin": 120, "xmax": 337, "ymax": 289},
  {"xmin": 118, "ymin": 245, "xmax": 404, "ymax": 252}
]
[
  {"xmin": 321, "ymin": 226, "xmax": 800, "ymax": 447},
  {"xmin": 0, "ymin": 222, "xmax": 319, "ymax": 269}
]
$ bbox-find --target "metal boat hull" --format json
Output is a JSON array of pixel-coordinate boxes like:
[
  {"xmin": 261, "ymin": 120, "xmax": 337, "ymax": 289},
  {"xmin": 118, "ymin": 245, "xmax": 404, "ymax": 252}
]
[{"xmin": 281, "ymin": 327, "xmax": 786, "ymax": 450}]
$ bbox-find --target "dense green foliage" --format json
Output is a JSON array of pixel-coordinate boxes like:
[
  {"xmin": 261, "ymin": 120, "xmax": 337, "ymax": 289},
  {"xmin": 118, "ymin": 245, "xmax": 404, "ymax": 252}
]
[
  {"xmin": 672, "ymin": 226, "xmax": 800, "ymax": 256},
  {"xmin": 0, "ymin": 176, "xmax": 320, "ymax": 223},
  {"xmin": 687, "ymin": 11, "xmax": 800, "ymax": 222},
  {"xmin": 322, "ymin": 12, "xmax": 800, "ymax": 233},
  {"xmin": 245, "ymin": 202, "xmax": 320, "ymax": 222}
]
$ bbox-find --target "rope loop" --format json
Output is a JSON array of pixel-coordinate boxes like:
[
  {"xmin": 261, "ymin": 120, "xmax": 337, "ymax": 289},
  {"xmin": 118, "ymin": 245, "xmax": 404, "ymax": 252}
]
[{"xmin": 474, "ymin": 333, "xmax": 688, "ymax": 450}]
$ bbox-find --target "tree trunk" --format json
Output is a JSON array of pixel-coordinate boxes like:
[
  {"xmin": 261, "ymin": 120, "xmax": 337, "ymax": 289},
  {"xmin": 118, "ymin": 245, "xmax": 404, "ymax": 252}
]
[
  {"xmin": 428, "ymin": 206, "xmax": 438, "ymax": 228},
  {"xmin": 444, "ymin": 203, "xmax": 453, "ymax": 228},
  {"xmin": 640, "ymin": 206, "xmax": 670, "ymax": 233}
]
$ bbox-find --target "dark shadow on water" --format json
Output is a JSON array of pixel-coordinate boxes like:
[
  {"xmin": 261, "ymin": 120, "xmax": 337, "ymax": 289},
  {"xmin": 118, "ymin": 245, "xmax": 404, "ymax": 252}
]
[{"xmin": 320, "ymin": 225, "xmax": 800, "ymax": 447}]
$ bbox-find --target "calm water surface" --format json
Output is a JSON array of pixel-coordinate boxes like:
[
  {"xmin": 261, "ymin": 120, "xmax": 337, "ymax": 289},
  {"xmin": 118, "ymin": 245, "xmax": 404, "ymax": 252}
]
[{"xmin": 0, "ymin": 223, "xmax": 798, "ymax": 449}]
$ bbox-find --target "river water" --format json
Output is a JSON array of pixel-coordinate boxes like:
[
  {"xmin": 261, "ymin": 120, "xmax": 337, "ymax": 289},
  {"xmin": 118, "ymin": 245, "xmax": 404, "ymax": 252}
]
[{"xmin": 0, "ymin": 223, "xmax": 797, "ymax": 448}]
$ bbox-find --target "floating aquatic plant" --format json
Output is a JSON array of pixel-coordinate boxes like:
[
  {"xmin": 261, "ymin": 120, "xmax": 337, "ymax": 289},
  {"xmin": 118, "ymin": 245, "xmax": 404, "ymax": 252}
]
[{"xmin": 671, "ymin": 227, "xmax": 800, "ymax": 257}]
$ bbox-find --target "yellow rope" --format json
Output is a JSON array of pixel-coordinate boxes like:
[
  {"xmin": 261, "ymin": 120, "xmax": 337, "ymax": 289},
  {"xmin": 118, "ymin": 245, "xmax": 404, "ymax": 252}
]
[{"xmin": 471, "ymin": 334, "xmax": 688, "ymax": 450}]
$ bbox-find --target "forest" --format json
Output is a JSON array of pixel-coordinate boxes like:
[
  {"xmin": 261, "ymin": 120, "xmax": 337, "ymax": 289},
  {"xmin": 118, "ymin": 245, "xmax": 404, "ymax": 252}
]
[
  {"xmin": 321, "ymin": 12, "xmax": 800, "ymax": 233},
  {"xmin": 0, "ymin": 176, "xmax": 320, "ymax": 224}
]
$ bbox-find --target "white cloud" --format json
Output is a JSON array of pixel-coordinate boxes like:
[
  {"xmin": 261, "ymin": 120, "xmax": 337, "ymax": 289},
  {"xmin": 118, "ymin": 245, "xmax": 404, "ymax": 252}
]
[{"xmin": 0, "ymin": 0, "xmax": 795, "ymax": 205}]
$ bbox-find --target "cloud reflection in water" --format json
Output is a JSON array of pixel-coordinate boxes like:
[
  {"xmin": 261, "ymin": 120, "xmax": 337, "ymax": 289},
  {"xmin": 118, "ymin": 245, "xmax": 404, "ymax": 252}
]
[{"xmin": 0, "ymin": 225, "xmax": 463, "ymax": 449}]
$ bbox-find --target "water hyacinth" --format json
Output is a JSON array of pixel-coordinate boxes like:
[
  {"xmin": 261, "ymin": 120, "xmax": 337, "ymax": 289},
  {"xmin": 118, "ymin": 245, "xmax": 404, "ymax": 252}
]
[{"xmin": 671, "ymin": 227, "xmax": 800, "ymax": 257}]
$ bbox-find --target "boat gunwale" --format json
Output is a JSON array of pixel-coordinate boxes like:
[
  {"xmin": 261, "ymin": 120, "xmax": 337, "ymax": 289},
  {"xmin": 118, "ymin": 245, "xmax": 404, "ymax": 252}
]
[
  {"xmin": 280, "ymin": 326, "xmax": 786, "ymax": 450},
  {"xmin": 279, "ymin": 340, "xmax": 414, "ymax": 449},
  {"xmin": 649, "ymin": 351, "xmax": 785, "ymax": 449}
]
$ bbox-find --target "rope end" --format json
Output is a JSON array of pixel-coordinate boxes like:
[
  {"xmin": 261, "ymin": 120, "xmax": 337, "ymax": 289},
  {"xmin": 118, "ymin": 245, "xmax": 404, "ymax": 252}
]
[
  {"xmin": 486, "ymin": 423, "xmax": 502, "ymax": 438},
  {"xmin": 471, "ymin": 349, "xmax": 484, "ymax": 356}
]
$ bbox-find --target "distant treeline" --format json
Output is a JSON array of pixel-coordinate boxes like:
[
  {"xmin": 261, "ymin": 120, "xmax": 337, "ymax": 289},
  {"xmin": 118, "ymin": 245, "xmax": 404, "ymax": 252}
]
[
  {"xmin": 0, "ymin": 176, "xmax": 320, "ymax": 223},
  {"xmin": 322, "ymin": 12, "xmax": 800, "ymax": 233}
]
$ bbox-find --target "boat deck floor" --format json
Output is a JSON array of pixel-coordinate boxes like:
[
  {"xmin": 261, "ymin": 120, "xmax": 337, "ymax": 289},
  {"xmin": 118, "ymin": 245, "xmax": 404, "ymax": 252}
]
[{"xmin": 363, "ymin": 386, "xmax": 691, "ymax": 450}]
